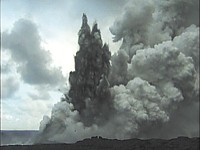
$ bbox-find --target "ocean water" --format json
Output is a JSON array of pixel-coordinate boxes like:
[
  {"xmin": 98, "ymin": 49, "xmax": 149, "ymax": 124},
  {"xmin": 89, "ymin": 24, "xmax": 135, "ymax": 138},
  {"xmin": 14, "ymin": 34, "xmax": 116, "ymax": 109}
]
[{"xmin": 0, "ymin": 130, "xmax": 38, "ymax": 145}]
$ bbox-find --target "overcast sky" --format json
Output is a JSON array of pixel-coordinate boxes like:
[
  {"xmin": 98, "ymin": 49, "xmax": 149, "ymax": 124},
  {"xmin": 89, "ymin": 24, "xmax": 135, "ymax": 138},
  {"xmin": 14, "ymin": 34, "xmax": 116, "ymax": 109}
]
[{"xmin": 1, "ymin": 0, "xmax": 126, "ymax": 130}]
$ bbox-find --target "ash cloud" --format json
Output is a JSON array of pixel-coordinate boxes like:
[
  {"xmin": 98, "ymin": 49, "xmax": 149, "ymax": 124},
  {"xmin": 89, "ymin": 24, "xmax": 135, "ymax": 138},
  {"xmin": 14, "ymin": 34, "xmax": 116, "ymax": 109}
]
[
  {"xmin": 2, "ymin": 19, "xmax": 64, "ymax": 86},
  {"xmin": 33, "ymin": 0, "xmax": 199, "ymax": 144}
]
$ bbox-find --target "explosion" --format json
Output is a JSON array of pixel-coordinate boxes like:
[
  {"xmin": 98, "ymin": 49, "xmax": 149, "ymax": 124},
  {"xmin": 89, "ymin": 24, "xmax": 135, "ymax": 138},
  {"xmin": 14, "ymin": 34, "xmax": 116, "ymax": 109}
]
[{"xmin": 34, "ymin": 0, "xmax": 199, "ymax": 143}]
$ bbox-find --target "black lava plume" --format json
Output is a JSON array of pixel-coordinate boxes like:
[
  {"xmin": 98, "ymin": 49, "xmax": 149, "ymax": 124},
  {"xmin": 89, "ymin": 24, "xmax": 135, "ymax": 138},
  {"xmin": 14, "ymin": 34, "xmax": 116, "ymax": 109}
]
[{"xmin": 67, "ymin": 14, "xmax": 112, "ymax": 126}]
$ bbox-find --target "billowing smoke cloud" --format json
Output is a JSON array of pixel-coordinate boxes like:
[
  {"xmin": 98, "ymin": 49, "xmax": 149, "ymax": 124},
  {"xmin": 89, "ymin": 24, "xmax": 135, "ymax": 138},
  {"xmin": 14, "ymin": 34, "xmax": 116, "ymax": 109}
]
[
  {"xmin": 154, "ymin": 0, "xmax": 199, "ymax": 37},
  {"xmin": 2, "ymin": 19, "xmax": 64, "ymax": 86},
  {"xmin": 109, "ymin": 0, "xmax": 199, "ymax": 138},
  {"xmin": 33, "ymin": 0, "xmax": 199, "ymax": 143}
]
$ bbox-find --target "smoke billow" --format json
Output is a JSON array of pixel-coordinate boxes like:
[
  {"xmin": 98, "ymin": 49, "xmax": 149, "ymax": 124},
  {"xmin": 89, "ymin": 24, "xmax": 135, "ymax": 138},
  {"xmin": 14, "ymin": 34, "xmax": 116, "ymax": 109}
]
[{"xmin": 34, "ymin": 0, "xmax": 199, "ymax": 143}]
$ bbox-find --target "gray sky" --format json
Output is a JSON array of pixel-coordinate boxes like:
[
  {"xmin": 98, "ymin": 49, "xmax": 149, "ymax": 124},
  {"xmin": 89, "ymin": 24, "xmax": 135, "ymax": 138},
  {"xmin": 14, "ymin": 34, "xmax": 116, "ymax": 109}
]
[{"xmin": 1, "ymin": 0, "xmax": 125, "ymax": 130}]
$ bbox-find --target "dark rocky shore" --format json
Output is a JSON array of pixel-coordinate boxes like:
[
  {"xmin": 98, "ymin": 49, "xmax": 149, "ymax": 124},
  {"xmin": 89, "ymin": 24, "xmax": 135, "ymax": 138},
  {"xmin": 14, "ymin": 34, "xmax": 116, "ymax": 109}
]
[{"xmin": 1, "ymin": 136, "xmax": 199, "ymax": 150}]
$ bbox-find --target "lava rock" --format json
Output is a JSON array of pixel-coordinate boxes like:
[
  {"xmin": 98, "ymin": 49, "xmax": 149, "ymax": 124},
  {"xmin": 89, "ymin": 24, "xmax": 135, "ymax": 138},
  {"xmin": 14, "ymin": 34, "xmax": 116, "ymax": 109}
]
[{"xmin": 1, "ymin": 137, "xmax": 199, "ymax": 150}]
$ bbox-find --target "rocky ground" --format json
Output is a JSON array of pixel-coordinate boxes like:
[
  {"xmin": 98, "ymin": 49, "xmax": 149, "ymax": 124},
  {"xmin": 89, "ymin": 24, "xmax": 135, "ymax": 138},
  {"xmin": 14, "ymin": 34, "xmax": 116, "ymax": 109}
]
[{"xmin": 1, "ymin": 136, "xmax": 199, "ymax": 150}]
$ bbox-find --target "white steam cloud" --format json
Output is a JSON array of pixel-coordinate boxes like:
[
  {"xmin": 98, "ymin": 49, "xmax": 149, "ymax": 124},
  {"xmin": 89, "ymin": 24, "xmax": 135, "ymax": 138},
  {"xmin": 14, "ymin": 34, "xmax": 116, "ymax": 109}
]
[{"xmin": 34, "ymin": 0, "xmax": 199, "ymax": 143}]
